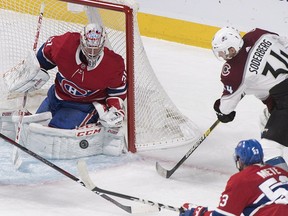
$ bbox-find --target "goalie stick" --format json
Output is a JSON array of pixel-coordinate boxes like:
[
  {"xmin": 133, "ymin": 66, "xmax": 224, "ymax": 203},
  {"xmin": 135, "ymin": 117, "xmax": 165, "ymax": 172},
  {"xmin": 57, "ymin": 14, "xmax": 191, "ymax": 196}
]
[
  {"xmin": 156, "ymin": 119, "xmax": 220, "ymax": 178},
  {"xmin": 12, "ymin": 2, "xmax": 45, "ymax": 170},
  {"xmin": 77, "ymin": 159, "xmax": 184, "ymax": 213},
  {"xmin": 0, "ymin": 133, "xmax": 156, "ymax": 214}
]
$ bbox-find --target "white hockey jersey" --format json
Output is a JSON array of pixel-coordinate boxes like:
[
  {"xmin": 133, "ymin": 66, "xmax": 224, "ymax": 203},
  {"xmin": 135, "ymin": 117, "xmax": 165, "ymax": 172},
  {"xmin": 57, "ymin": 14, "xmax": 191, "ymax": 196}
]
[{"xmin": 218, "ymin": 28, "xmax": 288, "ymax": 114}]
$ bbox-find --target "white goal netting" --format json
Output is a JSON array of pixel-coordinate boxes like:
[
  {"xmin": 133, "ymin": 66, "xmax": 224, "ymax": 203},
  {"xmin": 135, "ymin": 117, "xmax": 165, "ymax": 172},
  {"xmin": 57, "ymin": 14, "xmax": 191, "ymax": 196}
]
[{"xmin": 0, "ymin": 0, "xmax": 200, "ymax": 152}]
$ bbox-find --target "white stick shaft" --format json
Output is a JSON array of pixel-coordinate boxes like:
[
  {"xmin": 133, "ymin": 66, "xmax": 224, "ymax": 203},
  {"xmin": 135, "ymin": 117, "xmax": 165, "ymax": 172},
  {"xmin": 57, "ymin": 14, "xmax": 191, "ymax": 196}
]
[{"xmin": 13, "ymin": 2, "xmax": 45, "ymax": 169}]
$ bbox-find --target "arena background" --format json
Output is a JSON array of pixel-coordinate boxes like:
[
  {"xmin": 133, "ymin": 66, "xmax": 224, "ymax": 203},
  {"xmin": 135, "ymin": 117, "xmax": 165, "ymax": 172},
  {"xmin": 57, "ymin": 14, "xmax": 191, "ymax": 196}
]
[
  {"xmin": 137, "ymin": 0, "xmax": 288, "ymax": 48},
  {"xmin": 2, "ymin": 0, "xmax": 287, "ymax": 48}
]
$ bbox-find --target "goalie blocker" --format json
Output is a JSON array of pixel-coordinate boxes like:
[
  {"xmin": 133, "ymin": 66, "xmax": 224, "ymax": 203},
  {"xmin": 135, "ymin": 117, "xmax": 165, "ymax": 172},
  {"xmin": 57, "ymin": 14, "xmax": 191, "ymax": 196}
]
[
  {"xmin": 3, "ymin": 50, "xmax": 50, "ymax": 93},
  {"xmin": 0, "ymin": 112, "xmax": 126, "ymax": 159}
]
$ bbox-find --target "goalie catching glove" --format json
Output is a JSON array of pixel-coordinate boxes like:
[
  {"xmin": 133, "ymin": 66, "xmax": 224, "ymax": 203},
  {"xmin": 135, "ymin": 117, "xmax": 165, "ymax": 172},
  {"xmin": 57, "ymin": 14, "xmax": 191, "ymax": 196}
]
[
  {"xmin": 180, "ymin": 203, "xmax": 208, "ymax": 216},
  {"xmin": 94, "ymin": 97, "xmax": 125, "ymax": 128},
  {"xmin": 3, "ymin": 50, "xmax": 49, "ymax": 93}
]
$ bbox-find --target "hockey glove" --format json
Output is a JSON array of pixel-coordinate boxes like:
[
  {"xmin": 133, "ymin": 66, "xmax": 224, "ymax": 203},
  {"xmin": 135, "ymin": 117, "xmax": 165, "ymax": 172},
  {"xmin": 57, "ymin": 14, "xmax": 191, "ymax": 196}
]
[
  {"xmin": 99, "ymin": 107, "xmax": 124, "ymax": 128},
  {"xmin": 213, "ymin": 99, "xmax": 235, "ymax": 123},
  {"xmin": 21, "ymin": 68, "xmax": 49, "ymax": 92},
  {"xmin": 93, "ymin": 97, "xmax": 125, "ymax": 128},
  {"xmin": 3, "ymin": 50, "xmax": 50, "ymax": 93},
  {"xmin": 180, "ymin": 203, "xmax": 208, "ymax": 216}
]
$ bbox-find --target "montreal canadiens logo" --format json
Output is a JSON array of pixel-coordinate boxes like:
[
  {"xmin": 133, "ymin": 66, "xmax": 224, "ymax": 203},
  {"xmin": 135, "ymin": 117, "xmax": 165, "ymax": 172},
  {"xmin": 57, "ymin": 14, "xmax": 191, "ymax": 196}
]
[
  {"xmin": 61, "ymin": 79, "xmax": 87, "ymax": 97},
  {"xmin": 221, "ymin": 63, "xmax": 231, "ymax": 77}
]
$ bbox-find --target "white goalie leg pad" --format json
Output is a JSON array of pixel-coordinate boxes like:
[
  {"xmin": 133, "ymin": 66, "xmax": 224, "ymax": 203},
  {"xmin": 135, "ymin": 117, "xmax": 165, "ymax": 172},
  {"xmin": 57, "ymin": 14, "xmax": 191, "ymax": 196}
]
[
  {"xmin": 102, "ymin": 127, "xmax": 126, "ymax": 156},
  {"xmin": 24, "ymin": 124, "xmax": 106, "ymax": 159},
  {"xmin": 0, "ymin": 111, "xmax": 52, "ymax": 141},
  {"xmin": 0, "ymin": 113, "xmax": 17, "ymax": 140}
]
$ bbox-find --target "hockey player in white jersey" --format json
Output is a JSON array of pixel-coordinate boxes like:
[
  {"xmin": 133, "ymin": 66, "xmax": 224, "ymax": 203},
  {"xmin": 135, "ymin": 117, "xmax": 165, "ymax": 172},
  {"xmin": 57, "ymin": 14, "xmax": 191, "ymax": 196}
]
[{"xmin": 212, "ymin": 26, "xmax": 288, "ymax": 171}]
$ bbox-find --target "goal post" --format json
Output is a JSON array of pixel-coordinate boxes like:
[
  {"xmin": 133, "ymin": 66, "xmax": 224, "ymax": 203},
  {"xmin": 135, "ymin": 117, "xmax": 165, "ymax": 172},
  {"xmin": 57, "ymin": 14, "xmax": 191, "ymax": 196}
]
[{"xmin": 0, "ymin": 0, "xmax": 200, "ymax": 153}]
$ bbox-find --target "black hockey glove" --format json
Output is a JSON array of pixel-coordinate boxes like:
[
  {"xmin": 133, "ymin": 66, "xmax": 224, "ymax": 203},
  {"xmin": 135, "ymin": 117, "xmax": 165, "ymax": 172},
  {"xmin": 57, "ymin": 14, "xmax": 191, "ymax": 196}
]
[{"xmin": 213, "ymin": 99, "xmax": 236, "ymax": 123}]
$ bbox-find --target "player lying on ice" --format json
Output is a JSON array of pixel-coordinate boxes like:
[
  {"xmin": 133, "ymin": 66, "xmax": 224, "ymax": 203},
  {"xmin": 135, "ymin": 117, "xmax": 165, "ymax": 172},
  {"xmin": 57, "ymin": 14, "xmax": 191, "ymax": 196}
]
[
  {"xmin": 1, "ymin": 23, "xmax": 127, "ymax": 159},
  {"xmin": 180, "ymin": 139, "xmax": 288, "ymax": 216}
]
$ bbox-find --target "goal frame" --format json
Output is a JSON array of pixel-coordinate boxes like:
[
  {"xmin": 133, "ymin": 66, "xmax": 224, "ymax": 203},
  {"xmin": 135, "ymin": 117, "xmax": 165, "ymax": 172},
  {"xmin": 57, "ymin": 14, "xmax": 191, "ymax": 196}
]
[
  {"xmin": 1, "ymin": 0, "xmax": 201, "ymax": 154},
  {"xmin": 61, "ymin": 0, "xmax": 137, "ymax": 152}
]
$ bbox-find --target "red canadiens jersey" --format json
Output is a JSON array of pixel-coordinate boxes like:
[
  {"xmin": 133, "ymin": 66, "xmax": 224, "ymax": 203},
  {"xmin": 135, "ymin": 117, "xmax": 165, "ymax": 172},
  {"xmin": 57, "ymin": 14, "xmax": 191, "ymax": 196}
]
[
  {"xmin": 218, "ymin": 28, "xmax": 288, "ymax": 114},
  {"xmin": 205, "ymin": 164, "xmax": 288, "ymax": 216},
  {"xmin": 40, "ymin": 32, "xmax": 127, "ymax": 103}
]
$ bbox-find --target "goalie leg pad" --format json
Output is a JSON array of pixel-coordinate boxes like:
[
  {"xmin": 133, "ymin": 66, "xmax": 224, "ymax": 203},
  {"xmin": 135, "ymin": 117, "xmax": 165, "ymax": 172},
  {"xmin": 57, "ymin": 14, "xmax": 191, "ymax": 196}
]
[
  {"xmin": 23, "ymin": 124, "xmax": 126, "ymax": 159},
  {"xmin": 103, "ymin": 127, "xmax": 126, "ymax": 156},
  {"xmin": 0, "ymin": 111, "xmax": 52, "ymax": 141},
  {"xmin": 25, "ymin": 123, "xmax": 105, "ymax": 159}
]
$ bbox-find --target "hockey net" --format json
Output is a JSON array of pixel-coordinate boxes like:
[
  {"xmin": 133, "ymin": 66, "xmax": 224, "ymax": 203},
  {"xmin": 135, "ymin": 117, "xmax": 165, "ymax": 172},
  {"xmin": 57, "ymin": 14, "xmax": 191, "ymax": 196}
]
[{"xmin": 0, "ymin": 0, "xmax": 200, "ymax": 152}]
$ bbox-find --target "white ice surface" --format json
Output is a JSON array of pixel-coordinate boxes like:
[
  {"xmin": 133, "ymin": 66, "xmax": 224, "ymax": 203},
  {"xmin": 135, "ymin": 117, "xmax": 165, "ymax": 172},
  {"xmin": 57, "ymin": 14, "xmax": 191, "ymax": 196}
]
[{"xmin": 0, "ymin": 36, "xmax": 287, "ymax": 216}]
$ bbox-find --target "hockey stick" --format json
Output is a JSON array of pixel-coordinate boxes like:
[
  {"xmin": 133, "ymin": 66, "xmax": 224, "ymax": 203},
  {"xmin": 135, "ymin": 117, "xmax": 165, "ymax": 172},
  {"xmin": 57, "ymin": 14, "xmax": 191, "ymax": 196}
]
[
  {"xmin": 12, "ymin": 2, "xmax": 45, "ymax": 169},
  {"xmin": 0, "ymin": 133, "xmax": 154, "ymax": 214},
  {"xmin": 77, "ymin": 159, "xmax": 184, "ymax": 213},
  {"xmin": 156, "ymin": 119, "xmax": 220, "ymax": 178}
]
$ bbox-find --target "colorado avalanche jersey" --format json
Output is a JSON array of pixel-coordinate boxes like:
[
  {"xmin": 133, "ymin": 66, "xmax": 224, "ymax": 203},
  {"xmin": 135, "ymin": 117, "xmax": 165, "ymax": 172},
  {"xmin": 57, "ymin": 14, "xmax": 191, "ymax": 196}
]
[
  {"xmin": 218, "ymin": 28, "xmax": 288, "ymax": 114},
  {"xmin": 37, "ymin": 32, "xmax": 127, "ymax": 103},
  {"xmin": 206, "ymin": 164, "xmax": 288, "ymax": 216}
]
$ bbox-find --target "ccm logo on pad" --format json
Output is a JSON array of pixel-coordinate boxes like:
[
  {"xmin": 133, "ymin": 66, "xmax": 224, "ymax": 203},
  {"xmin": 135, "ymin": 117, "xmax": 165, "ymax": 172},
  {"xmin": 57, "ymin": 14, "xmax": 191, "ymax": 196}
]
[{"xmin": 76, "ymin": 128, "xmax": 102, "ymax": 137}]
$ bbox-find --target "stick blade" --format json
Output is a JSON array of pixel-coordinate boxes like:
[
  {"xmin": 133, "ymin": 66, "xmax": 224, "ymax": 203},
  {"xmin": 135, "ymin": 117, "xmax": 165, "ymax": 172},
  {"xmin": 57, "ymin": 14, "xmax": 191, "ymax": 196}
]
[
  {"xmin": 155, "ymin": 162, "xmax": 171, "ymax": 178},
  {"xmin": 130, "ymin": 204, "xmax": 160, "ymax": 214},
  {"xmin": 78, "ymin": 159, "xmax": 161, "ymax": 214},
  {"xmin": 77, "ymin": 159, "xmax": 96, "ymax": 190}
]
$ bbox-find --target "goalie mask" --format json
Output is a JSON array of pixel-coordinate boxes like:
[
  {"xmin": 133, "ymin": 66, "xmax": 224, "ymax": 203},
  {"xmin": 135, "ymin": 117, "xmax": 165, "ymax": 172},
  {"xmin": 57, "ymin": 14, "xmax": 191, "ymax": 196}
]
[
  {"xmin": 212, "ymin": 26, "xmax": 243, "ymax": 61},
  {"xmin": 80, "ymin": 23, "xmax": 106, "ymax": 67}
]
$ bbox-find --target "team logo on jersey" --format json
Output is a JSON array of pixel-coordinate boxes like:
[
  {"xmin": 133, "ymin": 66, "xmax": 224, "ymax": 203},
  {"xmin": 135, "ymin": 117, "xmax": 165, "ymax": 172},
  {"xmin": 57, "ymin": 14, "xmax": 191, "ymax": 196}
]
[
  {"xmin": 222, "ymin": 63, "xmax": 231, "ymax": 77},
  {"xmin": 61, "ymin": 79, "xmax": 87, "ymax": 97},
  {"xmin": 57, "ymin": 73, "xmax": 100, "ymax": 98}
]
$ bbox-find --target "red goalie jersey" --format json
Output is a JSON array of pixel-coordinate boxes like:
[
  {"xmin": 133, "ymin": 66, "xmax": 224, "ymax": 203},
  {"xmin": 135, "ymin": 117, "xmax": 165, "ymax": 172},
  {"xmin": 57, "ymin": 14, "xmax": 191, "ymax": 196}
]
[{"xmin": 38, "ymin": 32, "xmax": 127, "ymax": 104}]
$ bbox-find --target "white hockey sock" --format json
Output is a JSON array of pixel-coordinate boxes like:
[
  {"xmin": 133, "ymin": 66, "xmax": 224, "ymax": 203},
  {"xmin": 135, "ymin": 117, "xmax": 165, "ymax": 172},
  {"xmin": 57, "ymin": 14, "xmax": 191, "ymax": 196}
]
[
  {"xmin": 265, "ymin": 156, "xmax": 288, "ymax": 171},
  {"xmin": 260, "ymin": 138, "xmax": 288, "ymax": 171}
]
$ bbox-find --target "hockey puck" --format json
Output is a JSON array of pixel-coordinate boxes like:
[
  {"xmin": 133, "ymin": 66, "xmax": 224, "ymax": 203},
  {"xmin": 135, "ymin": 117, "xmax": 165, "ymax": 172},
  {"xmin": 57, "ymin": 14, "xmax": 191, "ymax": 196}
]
[{"xmin": 79, "ymin": 140, "xmax": 89, "ymax": 149}]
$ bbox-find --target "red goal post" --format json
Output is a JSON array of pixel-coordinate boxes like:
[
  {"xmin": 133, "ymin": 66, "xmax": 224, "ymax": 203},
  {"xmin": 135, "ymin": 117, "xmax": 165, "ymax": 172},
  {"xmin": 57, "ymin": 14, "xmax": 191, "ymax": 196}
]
[
  {"xmin": 62, "ymin": 0, "xmax": 137, "ymax": 152},
  {"xmin": 0, "ymin": 0, "xmax": 200, "ymax": 153}
]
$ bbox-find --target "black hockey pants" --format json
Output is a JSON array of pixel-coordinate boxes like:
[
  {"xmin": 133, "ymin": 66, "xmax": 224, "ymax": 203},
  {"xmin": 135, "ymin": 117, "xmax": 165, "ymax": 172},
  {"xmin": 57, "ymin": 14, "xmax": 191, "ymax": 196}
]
[{"xmin": 261, "ymin": 78, "xmax": 288, "ymax": 147}]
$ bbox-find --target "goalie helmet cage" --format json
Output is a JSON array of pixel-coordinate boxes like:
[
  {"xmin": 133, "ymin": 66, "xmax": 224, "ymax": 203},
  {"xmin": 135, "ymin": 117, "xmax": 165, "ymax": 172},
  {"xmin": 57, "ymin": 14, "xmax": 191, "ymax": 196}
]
[{"xmin": 0, "ymin": 0, "xmax": 200, "ymax": 152}]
